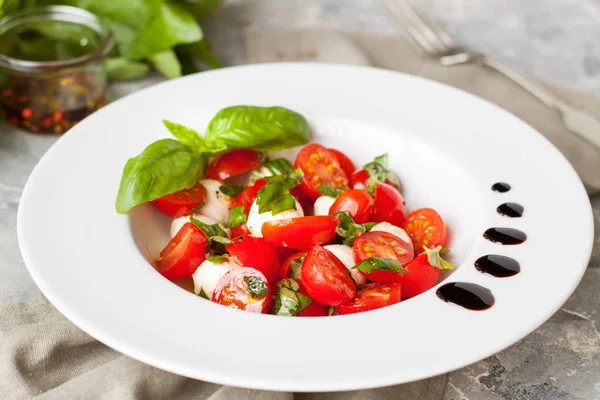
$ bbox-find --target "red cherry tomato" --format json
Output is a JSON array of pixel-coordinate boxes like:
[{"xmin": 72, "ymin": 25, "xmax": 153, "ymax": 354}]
[
  {"xmin": 399, "ymin": 252, "xmax": 440, "ymax": 299},
  {"xmin": 212, "ymin": 267, "xmax": 272, "ymax": 313},
  {"xmin": 151, "ymin": 181, "xmax": 207, "ymax": 218},
  {"xmin": 350, "ymin": 169, "xmax": 370, "ymax": 190},
  {"xmin": 337, "ymin": 282, "xmax": 402, "ymax": 315},
  {"xmin": 301, "ymin": 246, "xmax": 357, "ymax": 306},
  {"xmin": 156, "ymin": 222, "xmax": 208, "ymax": 280},
  {"xmin": 353, "ymin": 231, "xmax": 414, "ymax": 282},
  {"xmin": 290, "ymin": 186, "xmax": 313, "ymax": 213},
  {"xmin": 372, "ymin": 183, "xmax": 406, "ymax": 227},
  {"xmin": 404, "ymin": 208, "xmax": 447, "ymax": 254},
  {"xmin": 294, "ymin": 144, "xmax": 349, "ymax": 199},
  {"xmin": 226, "ymin": 236, "xmax": 280, "ymax": 284},
  {"xmin": 231, "ymin": 179, "xmax": 267, "ymax": 215},
  {"xmin": 329, "ymin": 189, "xmax": 374, "ymax": 224},
  {"xmin": 328, "ymin": 148, "xmax": 356, "ymax": 177},
  {"xmin": 262, "ymin": 216, "xmax": 339, "ymax": 249},
  {"xmin": 205, "ymin": 149, "xmax": 262, "ymax": 181},
  {"xmin": 230, "ymin": 224, "xmax": 250, "ymax": 238},
  {"xmin": 296, "ymin": 280, "xmax": 329, "ymax": 317}
]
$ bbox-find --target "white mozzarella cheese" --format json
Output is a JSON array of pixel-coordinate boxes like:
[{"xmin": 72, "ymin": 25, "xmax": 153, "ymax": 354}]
[
  {"xmin": 323, "ymin": 244, "xmax": 367, "ymax": 286},
  {"xmin": 196, "ymin": 179, "xmax": 232, "ymax": 226},
  {"xmin": 193, "ymin": 259, "xmax": 235, "ymax": 300},
  {"xmin": 313, "ymin": 196, "xmax": 336, "ymax": 216},
  {"xmin": 246, "ymin": 198, "xmax": 304, "ymax": 238}
]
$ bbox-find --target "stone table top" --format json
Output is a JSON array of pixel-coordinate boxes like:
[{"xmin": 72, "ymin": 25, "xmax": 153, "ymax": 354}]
[{"xmin": 1, "ymin": 1, "xmax": 599, "ymax": 399}]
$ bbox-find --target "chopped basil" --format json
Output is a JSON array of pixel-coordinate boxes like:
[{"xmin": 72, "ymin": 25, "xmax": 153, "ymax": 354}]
[
  {"xmin": 244, "ymin": 276, "xmax": 269, "ymax": 299},
  {"xmin": 264, "ymin": 157, "xmax": 294, "ymax": 176},
  {"xmin": 363, "ymin": 154, "xmax": 401, "ymax": 191},
  {"xmin": 353, "ymin": 257, "xmax": 406, "ymax": 274},
  {"xmin": 319, "ymin": 184, "xmax": 343, "ymax": 198},
  {"xmin": 190, "ymin": 215, "xmax": 232, "ymax": 254},
  {"xmin": 227, "ymin": 206, "xmax": 247, "ymax": 228},
  {"xmin": 256, "ymin": 173, "xmax": 301, "ymax": 215},
  {"xmin": 333, "ymin": 211, "xmax": 376, "ymax": 246},
  {"xmin": 273, "ymin": 279, "xmax": 312, "ymax": 316},
  {"xmin": 424, "ymin": 246, "xmax": 455, "ymax": 270},
  {"xmin": 289, "ymin": 254, "xmax": 306, "ymax": 279},
  {"xmin": 219, "ymin": 184, "xmax": 245, "ymax": 197},
  {"xmin": 327, "ymin": 306, "xmax": 335, "ymax": 316},
  {"xmin": 206, "ymin": 255, "xmax": 228, "ymax": 264},
  {"xmin": 198, "ymin": 287, "xmax": 210, "ymax": 300}
]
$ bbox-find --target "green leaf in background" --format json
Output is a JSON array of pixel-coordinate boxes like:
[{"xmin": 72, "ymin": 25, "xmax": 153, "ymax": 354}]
[
  {"xmin": 186, "ymin": 38, "xmax": 222, "ymax": 68},
  {"xmin": 148, "ymin": 49, "xmax": 182, "ymax": 78},
  {"xmin": 105, "ymin": 57, "xmax": 150, "ymax": 81},
  {"xmin": 175, "ymin": 0, "xmax": 223, "ymax": 19},
  {"xmin": 205, "ymin": 106, "xmax": 311, "ymax": 152},
  {"xmin": 115, "ymin": 139, "xmax": 202, "ymax": 213}
]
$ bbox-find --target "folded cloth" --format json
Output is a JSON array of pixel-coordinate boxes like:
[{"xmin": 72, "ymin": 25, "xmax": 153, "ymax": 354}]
[{"xmin": 3, "ymin": 30, "xmax": 599, "ymax": 400}]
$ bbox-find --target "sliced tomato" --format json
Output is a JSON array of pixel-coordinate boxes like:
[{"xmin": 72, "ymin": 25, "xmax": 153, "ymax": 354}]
[
  {"xmin": 353, "ymin": 231, "xmax": 413, "ymax": 282},
  {"xmin": 156, "ymin": 222, "xmax": 208, "ymax": 280},
  {"xmin": 294, "ymin": 144, "xmax": 349, "ymax": 199},
  {"xmin": 301, "ymin": 246, "xmax": 357, "ymax": 306},
  {"xmin": 329, "ymin": 189, "xmax": 374, "ymax": 224},
  {"xmin": 280, "ymin": 251, "xmax": 307, "ymax": 279},
  {"xmin": 205, "ymin": 149, "xmax": 262, "ymax": 181},
  {"xmin": 337, "ymin": 282, "xmax": 402, "ymax": 315},
  {"xmin": 151, "ymin": 181, "xmax": 207, "ymax": 218},
  {"xmin": 296, "ymin": 281, "xmax": 329, "ymax": 317},
  {"xmin": 290, "ymin": 186, "xmax": 313, "ymax": 213},
  {"xmin": 231, "ymin": 179, "xmax": 267, "ymax": 214},
  {"xmin": 350, "ymin": 169, "xmax": 370, "ymax": 190},
  {"xmin": 212, "ymin": 267, "xmax": 272, "ymax": 313},
  {"xmin": 226, "ymin": 236, "xmax": 280, "ymax": 284},
  {"xmin": 399, "ymin": 252, "xmax": 440, "ymax": 299},
  {"xmin": 230, "ymin": 224, "xmax": 250, "ymax": 238},
  {"xmin": 262, "ymin": 216, "xmax": 339, "ymax": 249},
  {"xmin": 372, "ymin": 182, "xmax": 406, "ymax": 227},
  {"xmin": 328, "ymin": 148, "xmax": 356, "ymax": 177},
  {"xmin": 404, "ymin": 208, "xmax": 447, "ymax": 254}
]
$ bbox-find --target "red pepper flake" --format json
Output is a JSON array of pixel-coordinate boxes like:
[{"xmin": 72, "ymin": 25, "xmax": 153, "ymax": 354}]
[
  {"xmin": 21, "ymin": 108, "xmax": 33, "ymax": 119},
  {"xmin": 18, "ymin": 96, "xmax": 27, "ymax": 103},
  {"xmin": 53, "ymin": 111, "xmax": 63, "ymax": 122},
  {"xmin": 2, "ymin": 89, "xmax": 13, "ymax": 97}
]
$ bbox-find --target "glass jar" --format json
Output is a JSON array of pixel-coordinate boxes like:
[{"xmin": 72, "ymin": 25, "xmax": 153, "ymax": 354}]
[{"xmin": 0, "ymin": 6, "xmax": 114, "ymax": 133}]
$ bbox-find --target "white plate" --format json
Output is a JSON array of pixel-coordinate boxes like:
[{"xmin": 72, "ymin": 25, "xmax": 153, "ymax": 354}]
[{"xmin": 18, "ymin": 63, "xmax": 593, "ymax": 392}]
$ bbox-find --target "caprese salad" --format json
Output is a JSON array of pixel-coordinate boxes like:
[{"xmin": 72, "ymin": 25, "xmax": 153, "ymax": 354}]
[{"xmin": 116, "ymin": 105, "xmax": 454, "ymax": 316}]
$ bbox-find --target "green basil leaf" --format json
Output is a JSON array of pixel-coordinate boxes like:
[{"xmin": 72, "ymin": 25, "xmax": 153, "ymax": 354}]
[
  {"xmin": 186, "ymin": 38, "xmax": 223, "ymax": 68},
  {"xmin": 219, "ymin": 184, "xmax": 245, "ymax": 197},
  {"xmin": 244, "ymin": 276, "xmax": 269, "ymax": 299},
  {"xmin": 424, "ymin": 246, "xmax": 455, "ymax": 270},
  {"xmin": 211, "ymin": 236, "xmax": 235, "ymax": 245},
  {"xmin": 227, "ymin": 206, "xmax": 247, "ymax": 228},
  {"xmin": 190, "ymin": 215, "xmax": 232, "ymax": 254},
  {"xmin": 352, "ymin": 258, "xmax": 406, "ymax": 274},
  {"xmin": 206, "ymin": 255, "xmax": 228, "ymax": 264},
  {"xmin": 333, "ymin": 211, "xmax": 375, "ymax": 246},
  {"xmin": 319, "ymin": 184, "xmax": 343, "ymax": 198},
  {"xmin": 198, "ymin": 287, "xmax": 210, "ymax": 299},
  {"xmin": 264, "ymin": 158, "xmax": 294, "ymax": 176},
  {"xmin": 273, "ymin": 279, "xmax": 312, "ymax": 316},
  {"xmin": 205, "ymin": 106, "xmax": 310, "ymax": 152},
  {"xmin": 163, "ymin": 119, "xmax": 205, "ymax": 149},
  {"xmin": 175, "ymin": 0, "xmax": 223, "ymax": 19},
  {"xmin": 148, "ymin": 49, "xmax": 182, "ymax": 78},
  {"xmin": 116, "ymin": 139, "xmax": 202, "ymax": 214},
  {"xmin": 363, "ymin": 153, "xmax": 401, "ymax": 190},
  {"xmin": 105, "ymin": 57, "xmax": 150, "ymax": 82},
  {"xmin": 256, "ymin": 175, "xmax": 300, "ymax": 215},
  {"xmin": 289, "ymin": 254, "xmax": 306, "ymax": 279},
  {"xmin": 328, "ymin": 306, "xmax": 335, "ymax": 316}
]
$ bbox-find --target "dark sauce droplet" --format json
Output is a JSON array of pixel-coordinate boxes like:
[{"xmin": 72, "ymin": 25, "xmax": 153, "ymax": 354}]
[
  {"xmin": 491, "ymin": 182, "xmax": 511, "ymax": 193},
  {"xmin": 484, "ymin": 227, "xmax": 527, "ymax": 245},
  {"xmin": 436, "ymin": 282, "xmax": 495, "ymax": 310},
  {"xmin": 497, "ymin": 202, "xmax": 524, "ymax": 218},
  {"xmin": 475, "ymin": 255, "xmax": 520, "ymax": 277}
]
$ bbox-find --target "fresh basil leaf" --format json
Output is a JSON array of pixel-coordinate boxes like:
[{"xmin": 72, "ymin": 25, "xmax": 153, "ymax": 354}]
[
  {"xmin": 198, "ymin": 287, "xmax": 210, "ymax": 299},
  {"xmin": 273, "ymin": 279, "xmax": 312, "ymax": 316},
  {"xmin": 327, "ymin": 306, "xmax": 335, "ymax": 316},
  {"xmin": 211, "ymin": 236, "xmax": 234, "ymax": 245},
  {"xmin": 205, "ymin": 106, "xmax": 310, "ymax": 152},
  {"xmin": 190, "ymin": 215, "xmax": 232, "ymax": 254},
  {"xmin": 423, "ymin": 246, "xmax": 455, "ymax": 270},
  {"xmin": 175, "ymin": 0, "xmax": 223, "ymax": 19},
  {"xmin": 289, "ymin": 254, "xmax": 306, "ymax": 279},
  {"xmin": 319, "ymin": 184, "xmax": 343, "ymax": 198},
  {"xmin": 363, "ymin": 153, "xmax": 401, "ymax": 190},
  {"xmin": 333, "ymin": 212, "xmax": 375, "ymax": 246},
  {"xmin": 186, "ymin": 38, "xmax": 223, "ymax": 68},
  {"xmin": 244, "ymin": 276, "xmax": 269, "ymax": 299},
  {"xmin": 219, "ymin": 184, "xmax": 245, "ymax": 197},
  {"xmin": 163, "ymin": 120, "xmax": 205, "ymax": 150},
  {"xmin": 105, "ymin": 57, "xmax": 150, "ymax": 82},
  {"xmin": 227, "ymin": 206, "xmax": 247, "ymax": 229},
  {"xmin": 264, "ymin": 158, "xmax": 294, "ymax": 176},
  {"xmin": 352, "ymin": 258, "xmax": 406, "ymax": 274},
  {"xmin": 207, "ymin": 255, "xmax": 228, "ymax": 264},
  {"xmin": 256, "ymin": 175, "xmax": 300, "ymax": 215},
  {"xmin": 148, "ymin": 49, "xmax": 182, "ymax": 78},
  {"xmin": 116, "ymin": 139, "xmax": 202, "ymax": 214}
]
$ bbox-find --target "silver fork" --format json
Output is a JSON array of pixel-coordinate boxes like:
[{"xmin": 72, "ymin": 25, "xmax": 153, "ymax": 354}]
[{"xmin": 383, "ymin": 0, "xmax": 600, "ymax": 150}]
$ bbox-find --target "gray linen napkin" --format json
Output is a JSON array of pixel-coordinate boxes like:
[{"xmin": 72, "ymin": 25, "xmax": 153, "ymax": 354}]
[{"xmin": 3, "ymin": 30, "xmax": 599, "ymax": 400}]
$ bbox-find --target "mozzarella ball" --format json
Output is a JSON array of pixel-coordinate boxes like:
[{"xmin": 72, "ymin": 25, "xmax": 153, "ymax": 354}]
[
  {"xmin": 246, "ymin": 198, "xmax": 304, "ymax": 237},
  {"xmin": 170, "ymin": 214, "xmax": 230, "ymax": 238},
  {"xmin": 371, "ymin": 222, "xmax": 413, "ymax": 252},
  {"xmin": 195, "ymin": 179, "xmax": 232, "ymax": 226},
  {"xmin": 193, "ymin": 259, "xmax": 235, "ymax": 300},
  {"xmin": 313, "ymin": 195, "xmax": 336, "ymax": 216},
  {"xmin": 324, "ymin": 244, "xmax": 367, "ymax": 286}
]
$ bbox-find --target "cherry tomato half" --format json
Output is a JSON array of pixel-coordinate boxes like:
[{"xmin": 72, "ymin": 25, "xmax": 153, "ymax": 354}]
[
  {"xmin": 231, "ymin": 179, "xmax": 267, "ymax": 215},
  {"xmin": 301, "ymin": 246, "xmax": 357, "ymax": 306},
  {"xmin": 151, "ymin": 181, "xmax": 207, "ymax": 218},
  {"xmin": 262, "ymin": 216, "xmax": 339, "ymax": 250},
  {"xmin": 337, "ymin": 282, "xmax": 402, "ymax": 315},
  {"xmin": 226, "ymin": 236, "xmax": 280, "ymax": 285},
  {"xmin": 372, "ymin": 182, "xmax": 406, "ymax": 227},
  {"xmin": 350, "ymin": 169, "xmax": 370, "ymax": 190},
  {"xmin": 353, "ymin": 231, "xmax": 414, "ymax": 282},
  {"xmin": 156, "ymin": 222, "xmax": 208, "ymax": 280},
  {"xmin": 399, "ymin": 252, "xmax": 440, "ymax": 299},
  {"xmin": 329, "ymin": 189, "xmax": 374, "ymax": 224},
  {"xmin": 404, "ymin": 208, "xmax": 447, "ymax": 254},
  {"xmin": 212, "ymin": 267, "xmax": 272, "ymax": 313},
  {"xmin": 230, "ymin": 224, "xmax": 250, "ymax": 238},
  {"xmin": 328, "ymin": 148, "xmax": 356, "ymax": 177},
  {"xmin": 205, "ymin": 149, "xmax": 263, "ymax": 181},
  {"xmin": 294, "ymin": 144, "xmax": 349, "ymax": 200},
  {"xmin": 296, "ymin": 280, "xmax": 329, "ymax": 317}
]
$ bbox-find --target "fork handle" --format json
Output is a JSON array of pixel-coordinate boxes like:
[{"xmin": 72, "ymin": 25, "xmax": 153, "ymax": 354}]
[{"xmin": 478, "ymin": 55, "xmax": 600, "ymax": 150}]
